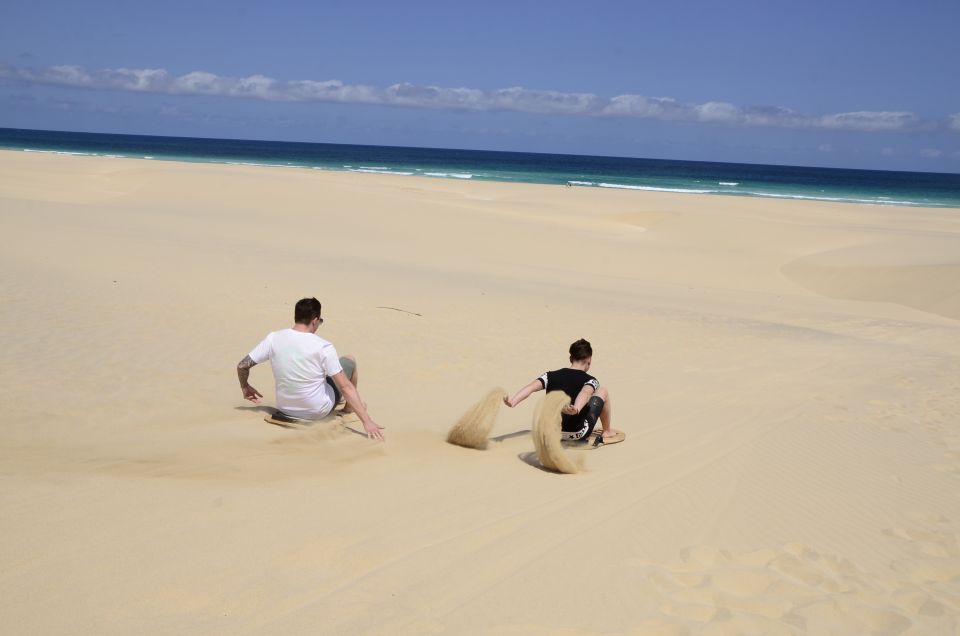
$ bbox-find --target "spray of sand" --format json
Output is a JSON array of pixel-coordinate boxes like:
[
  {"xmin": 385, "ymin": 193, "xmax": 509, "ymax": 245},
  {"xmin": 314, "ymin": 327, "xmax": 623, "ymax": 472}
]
[
  {"xmin": 446, "ymin": 387, "xmax": 505, "ymax": 450},
  {"xmin": 532, "ymin": 392, "xmax": 584, "ymax": 474}
]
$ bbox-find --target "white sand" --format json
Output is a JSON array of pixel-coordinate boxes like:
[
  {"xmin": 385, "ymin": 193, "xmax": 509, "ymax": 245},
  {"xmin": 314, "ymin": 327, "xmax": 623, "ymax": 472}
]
[{"xmin": 1, "ymin": 150, "xmax": 958, "ymax": 634}]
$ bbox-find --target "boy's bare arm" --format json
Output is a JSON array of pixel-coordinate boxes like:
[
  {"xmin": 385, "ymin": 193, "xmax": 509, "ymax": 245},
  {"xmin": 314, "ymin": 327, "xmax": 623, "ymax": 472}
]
[
  {"xmin": 503, "ymin": 379, "xmax": 543, "ymax": 407},
  {"xmin": 563, "ymin": 384, "xmax": 596, "ymax": 414}
]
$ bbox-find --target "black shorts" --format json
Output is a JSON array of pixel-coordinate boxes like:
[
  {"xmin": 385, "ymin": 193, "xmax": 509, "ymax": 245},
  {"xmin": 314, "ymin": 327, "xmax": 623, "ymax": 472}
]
[{"xmin": 560, "ymin": 396, "xmax": 604, "ymax": 441}]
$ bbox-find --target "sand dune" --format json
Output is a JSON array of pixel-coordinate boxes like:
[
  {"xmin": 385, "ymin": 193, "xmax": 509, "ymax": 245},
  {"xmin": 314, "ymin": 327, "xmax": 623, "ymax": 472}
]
[
  {"xmin": 782, "ymin": 239, "xmax": 960, "ymax": 320},
  {"xmin": 1, "ymin": 150, "xmax": 958, "ymax": 634}
]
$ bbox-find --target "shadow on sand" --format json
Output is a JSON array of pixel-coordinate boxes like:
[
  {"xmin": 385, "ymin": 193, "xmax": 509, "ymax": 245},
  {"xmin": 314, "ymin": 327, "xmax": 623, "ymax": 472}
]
[
  {"xmin": 518, "ymin": 451, "xmax": 555, "ymax": 473},
  {"xmin": 490, "ymin": 429, "xmax": 530, "ymax": 443}
]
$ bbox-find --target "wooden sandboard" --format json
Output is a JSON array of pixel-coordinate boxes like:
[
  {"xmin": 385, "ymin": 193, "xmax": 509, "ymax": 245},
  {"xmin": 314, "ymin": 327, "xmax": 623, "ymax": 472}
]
[
  {"xmin": 598, "ymin": 429, "xmax": 626, "ymax": 445},
  {"xmin": 563, "ymin": 429, "xmax": 625, "ymax": 449}
]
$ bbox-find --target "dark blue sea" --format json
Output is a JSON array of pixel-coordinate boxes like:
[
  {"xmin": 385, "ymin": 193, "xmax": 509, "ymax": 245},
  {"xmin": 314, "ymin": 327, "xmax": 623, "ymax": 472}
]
[{"xmin": 2, "ymin": 127, "xmax": 959, "ymax": 208}]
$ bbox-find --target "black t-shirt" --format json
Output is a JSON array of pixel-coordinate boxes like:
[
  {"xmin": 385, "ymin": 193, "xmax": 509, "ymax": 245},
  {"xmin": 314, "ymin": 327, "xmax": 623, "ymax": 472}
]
[{"xmin": 537, "ymin": 368, "xmax": 600, "ymax": 402}]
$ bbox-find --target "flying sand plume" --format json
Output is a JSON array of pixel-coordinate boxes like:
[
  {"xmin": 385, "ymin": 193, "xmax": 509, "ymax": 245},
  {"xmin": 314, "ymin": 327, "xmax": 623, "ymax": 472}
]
[
  {"xmin": 532, "ymin": 392, "xmax": 584, "ymax": 474},
  {"xmin": 446, "ymin": 388, "xmax": 505, "ymax": 450}
]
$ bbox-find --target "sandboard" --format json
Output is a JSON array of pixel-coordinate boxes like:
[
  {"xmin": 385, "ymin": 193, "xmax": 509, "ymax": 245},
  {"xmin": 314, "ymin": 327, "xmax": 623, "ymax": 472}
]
[
  {"xmin": 264, "ymin": 411, "xmax": 307, "ymax": 428},
  {"xmin": 563, "ymin": 429, "xmax": 625, "ymax": 449}
]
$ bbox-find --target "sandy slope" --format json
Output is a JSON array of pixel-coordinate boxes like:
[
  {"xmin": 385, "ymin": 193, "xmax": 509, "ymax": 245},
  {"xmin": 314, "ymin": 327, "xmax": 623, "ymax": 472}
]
[{"xmin": 1, "ymin": 150, "xmax": 958, "ymax": 634}]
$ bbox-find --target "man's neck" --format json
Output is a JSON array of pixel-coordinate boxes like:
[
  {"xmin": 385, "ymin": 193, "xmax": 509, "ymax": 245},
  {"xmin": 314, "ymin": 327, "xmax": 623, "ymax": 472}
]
[{"xmin": 292, "ymin": 323, "xmax": 315, "ymax": 333}]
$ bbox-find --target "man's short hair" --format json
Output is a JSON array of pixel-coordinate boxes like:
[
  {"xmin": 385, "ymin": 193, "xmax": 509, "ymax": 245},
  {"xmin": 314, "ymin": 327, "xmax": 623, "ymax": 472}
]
[
  {"xmin": 569, "ymin": 338, "xmax": 593, "ymax": 362},
  {"xmin": 294, "ymin": 297, "xmax": 322, "ymax": 324}
]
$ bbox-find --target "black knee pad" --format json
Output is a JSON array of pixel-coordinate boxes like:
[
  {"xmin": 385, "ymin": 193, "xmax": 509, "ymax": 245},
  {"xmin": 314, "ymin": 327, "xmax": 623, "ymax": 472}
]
[
  {"xmin": 585, "ymin": 396, "xmax": 604, "ymax": 422},
  {"xmin": 578, "ymin": 396, "xmax": 605, "ymax": 438},
  {"xmin": 563, "ymin": 396, "xmax": 607, "ymax": 441}
]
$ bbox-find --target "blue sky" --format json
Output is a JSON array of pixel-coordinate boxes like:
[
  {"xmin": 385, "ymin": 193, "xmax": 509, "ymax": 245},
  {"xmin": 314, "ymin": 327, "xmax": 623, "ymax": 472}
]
[{"xmin": 1, "ymin": 0, "xmax": 958, "ymax": 172}]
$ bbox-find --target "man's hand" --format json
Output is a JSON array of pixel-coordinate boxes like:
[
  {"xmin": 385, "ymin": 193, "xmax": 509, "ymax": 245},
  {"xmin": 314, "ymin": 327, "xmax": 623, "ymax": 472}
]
[
  {"xmin": 363, "ymin": 419, "xmax": 385, "ymax": 441},
  {"xmin": 242, "ymin": 385, "xmax": 263, "ymax": 404},
  {"xmin": 331, "ymin": 371, "xmax": 384, "ymax": 441},
  {"xmin": 237, "ymin": 356, "xmax": 260, "ymax": 403},
  {"xmin": 502, "ymin": 396, "xmax": 514, "ymax": 408},
  {"xmin": 562, "ymin": 403, "xmax": 578, "ymax": 415}
]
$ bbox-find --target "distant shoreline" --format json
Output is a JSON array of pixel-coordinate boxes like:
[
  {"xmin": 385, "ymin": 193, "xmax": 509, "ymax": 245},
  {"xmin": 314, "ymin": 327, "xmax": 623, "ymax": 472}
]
[{"xmin": 3, "ymin": 127, "xmax": 959, "ymax": 209}]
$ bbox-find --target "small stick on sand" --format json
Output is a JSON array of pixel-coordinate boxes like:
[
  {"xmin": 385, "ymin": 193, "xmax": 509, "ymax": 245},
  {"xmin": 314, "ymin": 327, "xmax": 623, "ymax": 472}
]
[
  {"xmin": 376, "ymin": 306, "xmax": 422, "ymax": 317},
  {"xmin": 446, "ymin": 388, "xmax": 505, "ymax": 450}
]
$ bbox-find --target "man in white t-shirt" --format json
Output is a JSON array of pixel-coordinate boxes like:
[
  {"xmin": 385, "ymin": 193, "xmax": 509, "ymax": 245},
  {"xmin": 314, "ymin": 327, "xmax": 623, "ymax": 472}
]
[{"xmin": 236, "ymin": 298, "xmax": 384, "ymax": 441}]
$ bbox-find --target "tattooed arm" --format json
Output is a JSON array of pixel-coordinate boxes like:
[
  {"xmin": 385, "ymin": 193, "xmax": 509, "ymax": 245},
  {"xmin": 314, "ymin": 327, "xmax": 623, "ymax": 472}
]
[{"xmin": 237, "ymin": 355, "xmax": 263, "ymax": 403}]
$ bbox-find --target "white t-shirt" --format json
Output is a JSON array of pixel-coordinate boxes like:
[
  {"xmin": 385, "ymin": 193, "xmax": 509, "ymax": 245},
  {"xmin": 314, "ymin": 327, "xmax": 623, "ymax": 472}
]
[{"xmin": 248, "ymin": 329, "xmax": 343, "ymax": 419}]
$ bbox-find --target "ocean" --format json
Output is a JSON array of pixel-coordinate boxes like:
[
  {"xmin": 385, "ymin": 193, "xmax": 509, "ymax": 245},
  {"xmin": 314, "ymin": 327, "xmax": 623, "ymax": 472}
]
[{"xmin": 2, "ymin": 127, "xmax": 958, "ymax": 208}]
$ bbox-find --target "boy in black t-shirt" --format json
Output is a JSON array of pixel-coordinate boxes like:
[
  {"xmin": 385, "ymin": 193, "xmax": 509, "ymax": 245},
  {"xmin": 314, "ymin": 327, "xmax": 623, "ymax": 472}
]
[{"xmin": 503, "ymin": 339, "xmax": 616, "ymax": 441}]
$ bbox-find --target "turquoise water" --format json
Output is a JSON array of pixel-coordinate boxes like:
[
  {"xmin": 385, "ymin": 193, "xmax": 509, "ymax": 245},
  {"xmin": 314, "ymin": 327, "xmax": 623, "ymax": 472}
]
[{"xmin": 2, "ymin": 127, "xmax": 959, "ymax": 208}]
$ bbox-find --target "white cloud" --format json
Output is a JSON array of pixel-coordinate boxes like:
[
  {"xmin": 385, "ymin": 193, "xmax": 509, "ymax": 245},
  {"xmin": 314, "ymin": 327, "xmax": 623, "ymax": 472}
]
[
  {"xmin": 0, "ymin": 62, "xmax": 940, "ymax": 133},
  {"xmin": 818, "ymin": 144, "xmax": 834, "ymax": 153},
  {"xmin": 880, "ymin": 147, "xmax": 895, "ymax": 156},
  {"xmin": 694, "ymin": 101, "xmax": 742, "ymax": 123},
  {"xmin": 816, "ymin": 111, "xmax": 919, "ymax": 132},
  {"xmin": 949, "ymin": 113, "xmax": 960, "ymax": 132},
  {"xmin": 288, "ymin": 79, "xmax": 378, "ymax": 104},
  {"xmin": 920, "ymin": 148, "xmax": 943, "ymax": 158},
  {"xmin": 741, "ymin": 106, "xmax": 806, "ymax": 128},
  {"xmin": 229, "ymin": 74, "xmax": 277, "ymax": 99},
  {"xmin": 599, "ymin": 95, "xmax": 684, "ymax": 119}
]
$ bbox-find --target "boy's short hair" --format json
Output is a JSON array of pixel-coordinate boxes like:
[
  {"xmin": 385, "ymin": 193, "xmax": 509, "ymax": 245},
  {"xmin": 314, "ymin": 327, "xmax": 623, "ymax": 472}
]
[
  {"xmin": 294, "ymin": 297, "xmax": 322, "ymax": 324},
  {"xmin": 569, "ymin": 338, "xmax": 593, "ymax": 362}
]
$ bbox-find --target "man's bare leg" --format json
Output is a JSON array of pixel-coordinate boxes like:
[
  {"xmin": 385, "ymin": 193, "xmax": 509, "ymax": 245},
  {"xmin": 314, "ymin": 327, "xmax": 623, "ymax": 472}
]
[
  {"xmin": 595, "ymin": 387, "xmax": 616, "ymax": 438},
  {"xmin": 347, "ymin": 355, "xmax": 358, "ymax": 387},
  {"xmin": 340, "ymin": 355, "xmax": 361, "ymax": 413}
]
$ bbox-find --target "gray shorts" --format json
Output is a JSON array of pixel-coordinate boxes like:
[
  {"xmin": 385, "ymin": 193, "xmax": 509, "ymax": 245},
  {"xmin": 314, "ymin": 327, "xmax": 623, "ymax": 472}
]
[{"xmin": 326, "ymin": 356, "xmax": 356, "ymax": 404}]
